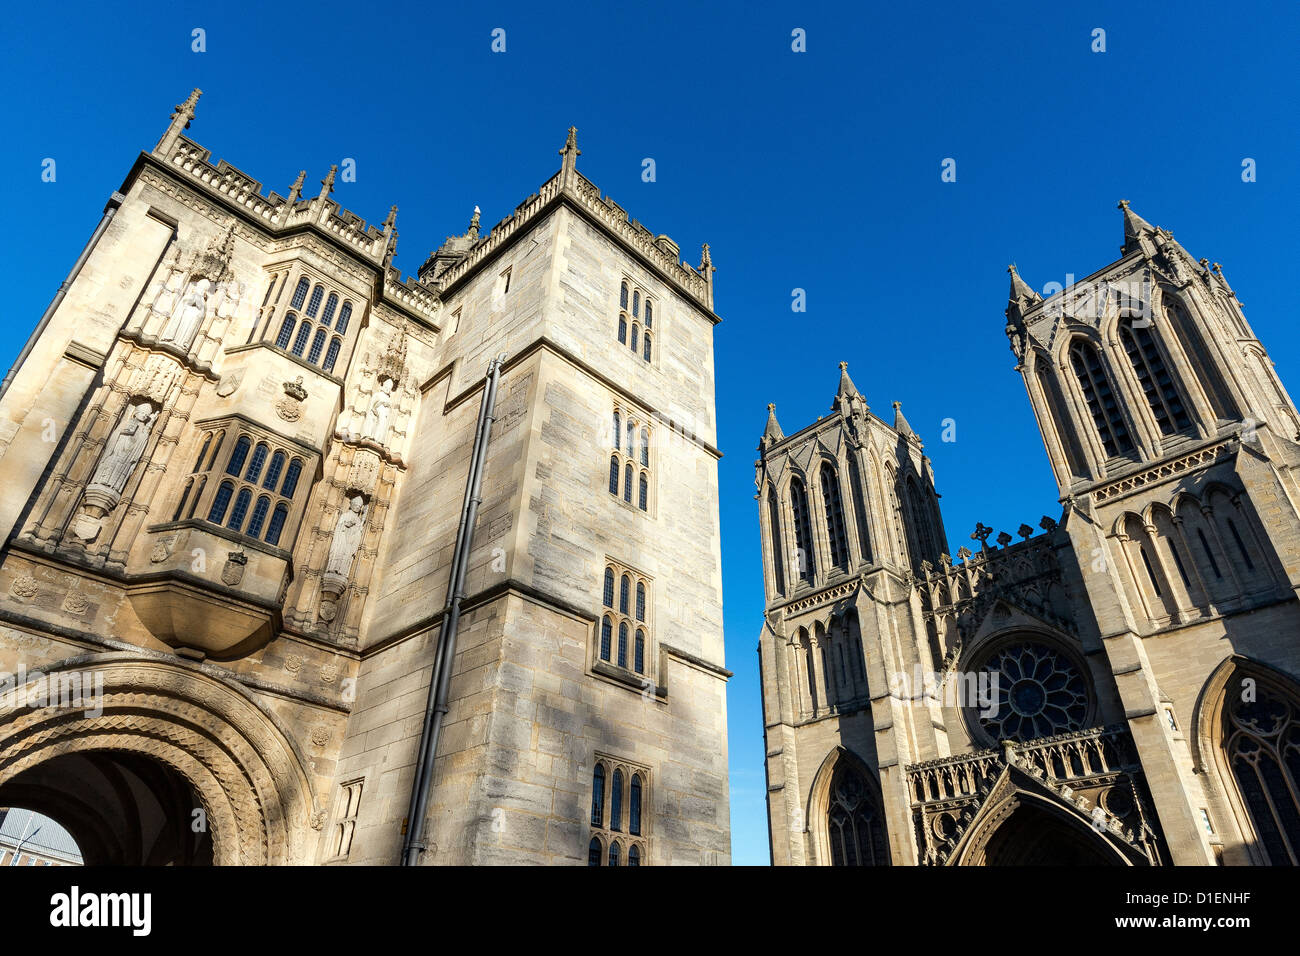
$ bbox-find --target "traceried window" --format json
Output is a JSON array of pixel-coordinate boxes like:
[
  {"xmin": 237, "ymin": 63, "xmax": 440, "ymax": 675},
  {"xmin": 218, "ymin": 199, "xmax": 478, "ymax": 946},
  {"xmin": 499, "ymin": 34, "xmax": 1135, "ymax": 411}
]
[
  {"xmin": 266, "ymin": 273, "xmax": 353, "ymax": 374},
  {"xmin": 970, "ymin": 641, "xmax": 1091, "ymax": 743},
  {"xmin": 174, "ymin": 424, "xmax": 308, "ymax": 549},
  {"xmin": 1221, "ymin": 669, "xmax": 1300, "ymax": 864},
  {"xmin": 820, "ymin": 463, "xmax": 850, "ymax": 569},
  {"xmin": 767, "ymin": 488, "xmax": 786, "ymax": 596},
  {"xmin": 1119, "ymin": 316, "xmax": 1193, "ymax": 436},
  {"xmin": 588, "ymin": 758, "xmax": 650, "ymax": 866},
  {"xmin": 616, "ymin": 279, "xmax": 654, "ymax": 363},
  {"xmin": 1070, "ymin": 339, "xmax": 1135, "ymax": 457},
  {"xmin": 790, "ymin": 478, "xmax": 816, "ymax": 582},
  {"xmin": 597, "ymin": 561, "xmax": 651, "ymax": 679},
  {"xmin": 827, "ymin": 762, "xmax": 888, "ymax": 867},
  {"xmin": 609, "ymin": 404, "xmax": 650, "ymax": 512}
]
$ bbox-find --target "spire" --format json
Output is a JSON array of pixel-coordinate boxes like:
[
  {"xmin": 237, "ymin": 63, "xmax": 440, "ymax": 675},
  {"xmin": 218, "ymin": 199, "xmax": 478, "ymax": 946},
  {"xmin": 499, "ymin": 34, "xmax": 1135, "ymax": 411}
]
[
  {"xmin": 1007, "ymin": 263, "xmax": 1040, "ymax": 305},
  {"xmin": 892, "ymin": 400, "xmax": 915, "ymax": 439},
  {"xmin": 835, "ymin": 361, "xmax": 862, "ymax": 402},
  {"xmin": 383, "ymin": 204, "xmax": 398, "ymax": 235},
  {"xmin": 1119, "ymin": 199, "xmax": 1157, "ymax": 253},
  {"xmin": 468, "ymin": 205, "xmax": 481, "ymax": 240},
  {"xmin": 762, "ymin": 403, "xmax": 784, "ymax": 446},
  {"xmin": 318, "ymin": 165, "xmax": 338, "ymax": 201},
  {"xmin": 699, "ymin": 243, "xmax": 715, "ymax": 310},
  {"xmin": 559, "ymin": 126, "xmax": 580, "ymax": 185},
  {"xmin": 154, "ymin": 88, "xmax": 202, "ymax": 156},
  {"xmin": 286, "ymin": 170, "xmax": 306, "ymax": 205}
]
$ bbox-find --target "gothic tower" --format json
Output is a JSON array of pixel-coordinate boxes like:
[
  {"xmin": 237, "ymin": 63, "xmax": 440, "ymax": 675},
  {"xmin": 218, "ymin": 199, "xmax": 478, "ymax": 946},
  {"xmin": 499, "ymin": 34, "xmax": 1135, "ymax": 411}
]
[
  {"xmin": 760, "ymin": 202, "xmax": 1300, "ymax": 866},
  {"xmin": 0, "ymin": 92, "xmax": 730, "ymax": 865}
]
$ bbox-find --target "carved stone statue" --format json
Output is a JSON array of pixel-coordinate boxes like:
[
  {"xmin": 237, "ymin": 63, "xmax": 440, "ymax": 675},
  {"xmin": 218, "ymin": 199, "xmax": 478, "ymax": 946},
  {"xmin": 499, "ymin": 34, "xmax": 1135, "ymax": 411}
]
[
  {"xmin": 325, "ymin": 495, "xmax": 367, "ymax": 577},
  {"xmin": 89, "ymin": 402, "xmax": 158, "ymax": 496},
  {"xmin": 161, "ymin": 278, "xmax": 211, "ymax": 349},
  {"xmin": 364, "ymin": 377, "xmax": 396, "ymax": 444}
]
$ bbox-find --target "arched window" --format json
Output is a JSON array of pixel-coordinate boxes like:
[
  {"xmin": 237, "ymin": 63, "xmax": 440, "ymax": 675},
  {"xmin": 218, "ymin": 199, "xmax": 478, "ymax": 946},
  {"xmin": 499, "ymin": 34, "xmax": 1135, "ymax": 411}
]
[
  {"xmin": 1197, "ymin": 528, "xmax": 1223, "ymax": 579},
  {"xmin": 192, "ymin": 433, "xmax": 213, "ymax": 474},
  {"xmin": 1070, "ymin": 340, "xmax": 1134, "ymax": 456},
  {"xmin": 620, "ymin": 282, "xmax": 629, "ymax": 310},
  {"xmin": 281, "ymin": 459, "xmax": 303, "ymax": 497},
  {"xmin": 790, "ymin": 479, "xmax": 816, "ymax": 582},
  {"xmin": 608, "ymin": 456, "xmax": 620, "ymax": 495},
  {"xmin": 244, "ymin": 443, "xmax": 269, "ymax": 484},
  {"xmin": 603, "ymin": 568, "xmax": 615, "ymax": 607},
  {"xmin": 306, "ymin": 284, "xmax": 324, "ymax": 318},
  {"xmin": 323, "ymin": 338, "xmax": 342, "ymax": 373},
  {"xmin": 291, "ymin": 322, "xmax": 312, "ymax": 357},
  {"xmin": 1165, "ymin": 295, "xmax": 1239, "ymax": 421},
  {"xmin": 291, "ymin": 277, "xmax": 309, "ymax": 310},
  {"xmin": 600, "ymin": 616, "xmax": 612, "ymax": 662},
  {"xmin": 208, "ymin": 481, "xmax": 234, "ymax": 524},
  {"xmin": 1036, "ymin": 360, "xmax": 1089, "ymax": 479},
  {"xmin": 336, "ymin": 302, "xmax": 352, "ymax": 336},
  {"xmin": 643, "ymin": 332, "xmax": 652, "ymax": 363},
  {"xmin": 626, "ymin": 421, "xmax": 635, "ymax": 453},
  {"xmin": 767, "ymin": 489, "xmax": 786, "ymax": 595},
  {"xmin": 1222, "ymin": 670, "xmax": 1300, "ymax": 864},
  {"xmin": 322, "ymin": 293, "xmax": 338, "ymax": 327},
  {"xmin": 617, "ymin": 623, "xmax": 628, "ymax": 668},
  {"xmin": 644, "ymin": 300, "xmax": 652, "ymax": 327},
  {"xmin": 624, "ymin": 463, "xmax": 633, "ymax": 503},
  {"xmin": 630, "ymin": 324, "xmax": 639, "ymax": 353},
  {"xmin": 608, "ymin": 842, "xmax": 621, "ymax": 867},
  {"xmin": 821, "ymin": 464, "xmax": 849, "ymax": 569},
  {"xmin": 634, "ymin": 630, "xmax": 645, "ymax": 674},
  {"xmin": 247, "ymin": 496, "xmax": 271, "ymax": 539},
  {"xmin": 266, "ymin": 503, "xmax": 289, "ymax": 546},
  {"xmin": 188, "ymin": 477, "xmax": 206, "ymax": 519},
  {"xmin": 226, "ymin": 436, "xmax": 251, "ymax": 476},
  {"xmin": 308, "ymin": 329, "xmax": 328, "ymax": 365},
  {"xmin": 263, "ymin": 451, "xmax": 286, "ymax": 490},
  {"xmin": 619, "ymin": 574, "xmax": 630, "ymax": 614},
  {"xmin": 591, "ymin": 765, "xmax": 605, "ymax": 827},
  {"xmin": 1120, "ymin": 317, "xmax": 1193, "ymax": 435},
  {"xmin": 632, "ymin": 291, "xmax": 640, "ymax": 317},
  {"xmin": 638, "ymin": 473, "xmax": 648, "ymax": 511},
  {"xmin": 227, "ymin": 488, "xmax": 252, "ymax": 531},
  {"xmin": 618, "ymin": 316, "xmax": 627, "ymax": 344},
  {"xmin": 1226, "ymin": 518, "xmax": 1255, "ymax": 571},
  {"xmin": 635, "ymin": 582, "xmax": 646, "ymax": 621},
  {"xmin": 628, "ymin": 844, "xmax": 641, "ymax": 867},
  {"xmin": 629, "ymin": 775, "xmax": 643, "ymax": 835},
  {"xmin": 206, "ymin": 432, "xmax": 224, "ymax": 470},
  {"xmin": 827, "ymin": 762, "xmax": 888, "ymax": 866},
  {"xmin": 612, "ymin": 410, "xmax": 621, "ymax": 451},
  {"xmin": 847, "ymin": 456, "xmax": 872, "ymax": 563},
  {"xmin": 173, "ymin": 479, "xmax": 193, "ymax": 522},
  {"xmin": 588, "ymin": 837, "xmax": 602, "ymax": 867},
  {"xmin": 611, "ymin": 770, "xmax": 624, "ymax": 831}
]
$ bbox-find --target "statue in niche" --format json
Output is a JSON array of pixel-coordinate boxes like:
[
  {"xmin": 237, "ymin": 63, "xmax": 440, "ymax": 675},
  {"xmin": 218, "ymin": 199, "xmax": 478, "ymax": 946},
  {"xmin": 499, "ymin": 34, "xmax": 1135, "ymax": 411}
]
[
  {"xmin": 89, "ymin": 401, "xmax": 158, "ymax": 496},
  {"xmin": 325, "ymin": 495, "xmax": 367, "ymax": 578},
  {"xmin": 364, "ymin": 376, "xmax": 396, "ymax": 445},
  {"xmin": 161, "ymin": 278, "xmax": 212, "ymax": 349}
]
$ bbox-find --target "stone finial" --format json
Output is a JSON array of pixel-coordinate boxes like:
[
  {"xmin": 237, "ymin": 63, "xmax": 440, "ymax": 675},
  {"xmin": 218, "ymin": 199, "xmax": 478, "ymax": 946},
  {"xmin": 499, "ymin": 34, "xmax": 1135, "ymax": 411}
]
[
  {"xmin": 699, "ymin": 242, "xmax": 714, "ymax": 271},
  {"xmin": 1119, "ymin": 199, "xmax": 1157, "ymax": 253},
  {"xmin": 383, "ymin": 205, "xmax": 398, "ymax": 233},
  {"xmin": 468, "ymin": 205, "xmax": 481, "ymax": 240},
  {"xmin": 1007, "ymin": 263, "xmax": 1040, "ymax": 304},
  {"xmin": 761, "ymin": 403, "xmax": 784, "ymax": 447},
  {"xmin": 318, "ymin": 165, "xmax": 338, "ymax": 202},
  {"xmin": 971, "ymin": 523, "xmax": 993, "ymax": 547},
  {"xmin": 892, "ymin": 400, "xmax": 916, "ymax": 440},
  {"xmin": 1017, "ymin": 523, "xmax": 1034, "ymax": 541},
  {"xmin": 559, "ymin": 126, "xmax": 581, "ymax": 183},
  {"xmin": 286, "ymin": 170, "xmax": 307, "ymax": 205},
  {"xmin": 996, "ymin": 531, "xmax": 1013, "ymax": 548},
  {"xmin": 1040, "ymin": 515, "xmax": 1058, "ymax": 533},
  {"xmin": 154, "ymin": 88, "xmax": 202, "ymax": 156}
]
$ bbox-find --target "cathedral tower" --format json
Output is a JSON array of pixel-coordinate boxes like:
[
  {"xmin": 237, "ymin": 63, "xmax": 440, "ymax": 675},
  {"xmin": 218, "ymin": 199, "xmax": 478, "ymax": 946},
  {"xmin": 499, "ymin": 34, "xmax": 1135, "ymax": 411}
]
[{"xmin": 760, "ymin": 202, "xmax": 1300, "ymax": 866}]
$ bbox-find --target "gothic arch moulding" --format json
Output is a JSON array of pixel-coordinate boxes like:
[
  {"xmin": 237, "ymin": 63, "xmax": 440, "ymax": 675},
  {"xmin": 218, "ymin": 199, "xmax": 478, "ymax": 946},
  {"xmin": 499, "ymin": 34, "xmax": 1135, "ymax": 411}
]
[
  {"xmin": 805, "ymin": 746, "xmax": 889, "ymax": 866},
  {"xmin": 952, "ymin": 785, "xmax": 1134, "ymax": 866},
  {"xmin": 0, "ymin": 652, "xmax": 319, "ymax": 865}
]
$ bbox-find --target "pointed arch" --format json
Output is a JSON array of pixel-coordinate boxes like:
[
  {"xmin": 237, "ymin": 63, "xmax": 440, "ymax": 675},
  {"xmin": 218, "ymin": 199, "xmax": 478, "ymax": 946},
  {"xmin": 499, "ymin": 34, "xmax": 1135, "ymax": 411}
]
[
  {"xmin": 1118, "ymin": 315, "xmax": 1193, "ymax": 436},
  {"xmin": 806, "ymin": 747, "xmax": 889, "ymax": 866},
  {"xmin": 1069, "ymin": 338, "xmax": 1135, "ymax": 457},
  {"xmin": 819, "ymin": 461, "xmax": 849, "ymax": 570},
  {"xmin": 789, "ymin": 475, "xmax": 816, "ymax": 583},
  {"xmin": 1162, "ymin": 291, "xmax": 1239, "ymax": 422}
]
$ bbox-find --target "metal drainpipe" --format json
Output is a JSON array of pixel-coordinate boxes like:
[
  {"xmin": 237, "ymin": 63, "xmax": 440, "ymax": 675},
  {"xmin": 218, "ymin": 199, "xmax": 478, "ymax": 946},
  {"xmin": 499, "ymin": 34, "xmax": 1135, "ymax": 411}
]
[
  {"xmin": 0, "ymin": 192, "xmax": 126, "ymax": 402},
  {"xmin": 401, "ymin": 354, "xmax": 504, "ymax": 866}
]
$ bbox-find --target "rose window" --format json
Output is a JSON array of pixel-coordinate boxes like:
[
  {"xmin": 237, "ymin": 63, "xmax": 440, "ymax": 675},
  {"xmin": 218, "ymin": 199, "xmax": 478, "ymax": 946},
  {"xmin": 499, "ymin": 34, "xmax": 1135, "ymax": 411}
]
[{"xmin": 975, "ymin": 642, "xmax": 1090, "ymax": 742}]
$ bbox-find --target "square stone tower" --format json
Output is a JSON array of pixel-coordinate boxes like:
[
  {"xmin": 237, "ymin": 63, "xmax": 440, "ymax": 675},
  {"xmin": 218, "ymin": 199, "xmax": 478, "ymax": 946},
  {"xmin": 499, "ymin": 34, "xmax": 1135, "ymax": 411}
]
[{"xmin": 0, "ymin": 92, "xmax": 730, "ymax": 866}]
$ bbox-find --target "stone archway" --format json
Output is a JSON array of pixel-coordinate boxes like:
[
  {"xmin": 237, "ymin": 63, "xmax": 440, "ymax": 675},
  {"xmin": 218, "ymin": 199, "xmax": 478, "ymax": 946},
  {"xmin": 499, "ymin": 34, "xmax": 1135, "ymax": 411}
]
[
  {"xmin": 955, "ymin": 791, "xmax": 1132, "ymax": 866},
  {"xmin": 0, "ymin": 653, "xmax": 319, "ymax": 865}
]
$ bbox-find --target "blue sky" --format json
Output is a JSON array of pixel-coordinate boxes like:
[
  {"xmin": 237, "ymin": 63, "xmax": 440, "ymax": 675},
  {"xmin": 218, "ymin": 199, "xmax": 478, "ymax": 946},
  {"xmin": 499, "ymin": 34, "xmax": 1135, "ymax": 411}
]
[{"xmin": 1, "ymin": 1, "xmax": 1296, "ymax": 865}]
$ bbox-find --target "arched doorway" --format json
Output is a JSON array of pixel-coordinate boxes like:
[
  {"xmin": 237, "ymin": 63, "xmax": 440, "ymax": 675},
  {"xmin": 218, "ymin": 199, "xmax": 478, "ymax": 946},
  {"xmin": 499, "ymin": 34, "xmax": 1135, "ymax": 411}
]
[
  {"xmin": 0, "ymin": 752, "xmax": 213, "ymax": 865},
  {"xmin": 0, "ymin": 653, "xmax": 320, "ymax": 865},
  {"xmin": 980, "ymin": 804, "xmax": 1121, "ymax": 865}
]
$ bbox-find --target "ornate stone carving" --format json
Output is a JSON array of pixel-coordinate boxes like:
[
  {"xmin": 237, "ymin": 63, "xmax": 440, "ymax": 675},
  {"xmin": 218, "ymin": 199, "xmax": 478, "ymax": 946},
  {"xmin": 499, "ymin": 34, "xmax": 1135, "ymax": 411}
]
[
  {"xmin": 364, "ymin": 377, "xmax": 395, "ymax": 445},
  {"xmin": 276, "ymin": 376, "xmax": 307, "ymax": 422},
  {"xmin": 215, "ymin": 367, "xmax": 244, "ymax": 397},
  {"xmin": 10, "ymin": 574, "xmax": 38, "ymax": 599},
  {"xmin": 62, "ymin": 589, "xmax": 90, "ymax": 615},
  {"xmin": 284, "ymin": 654, "xmax": 303, "ymax": 676},
  {"xmin": 74, "ymin": 401, "xmax": 159, "ymax": 542},
  {"xmin": 161, "ymin": 278, "xmax": 211, "ymax": 349},
  {"xmin": 220, "ymin": 550, "xmax": 247, "ymax": 587}
]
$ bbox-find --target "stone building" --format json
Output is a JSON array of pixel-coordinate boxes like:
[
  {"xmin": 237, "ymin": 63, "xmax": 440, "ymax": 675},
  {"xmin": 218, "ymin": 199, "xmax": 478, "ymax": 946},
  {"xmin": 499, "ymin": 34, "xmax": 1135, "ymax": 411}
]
[
  {"xmin": 757, "ymin": 203, "xmax": 1300, "ymax": 866},
  {"xmin": 0, "ymin": 90, "xmax": 730, "ymax": 865}
]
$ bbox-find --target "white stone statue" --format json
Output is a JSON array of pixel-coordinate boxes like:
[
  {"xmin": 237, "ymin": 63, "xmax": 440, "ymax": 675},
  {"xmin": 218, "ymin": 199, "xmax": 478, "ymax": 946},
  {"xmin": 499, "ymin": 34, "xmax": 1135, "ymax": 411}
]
[
  {"xmin": 161, "ymin": 278, "xmax": 211, "ymax": 349},
  {"xmin": 89, "ymin": 402, "xmax": 158, "ymax": 495},
  {"xmin": 325, "ymin": 495, "xmax": 367, "ymax": 577},
  {"xmin": 364, "ymin": 377, "xmax": 396, "ymax": 444}
]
